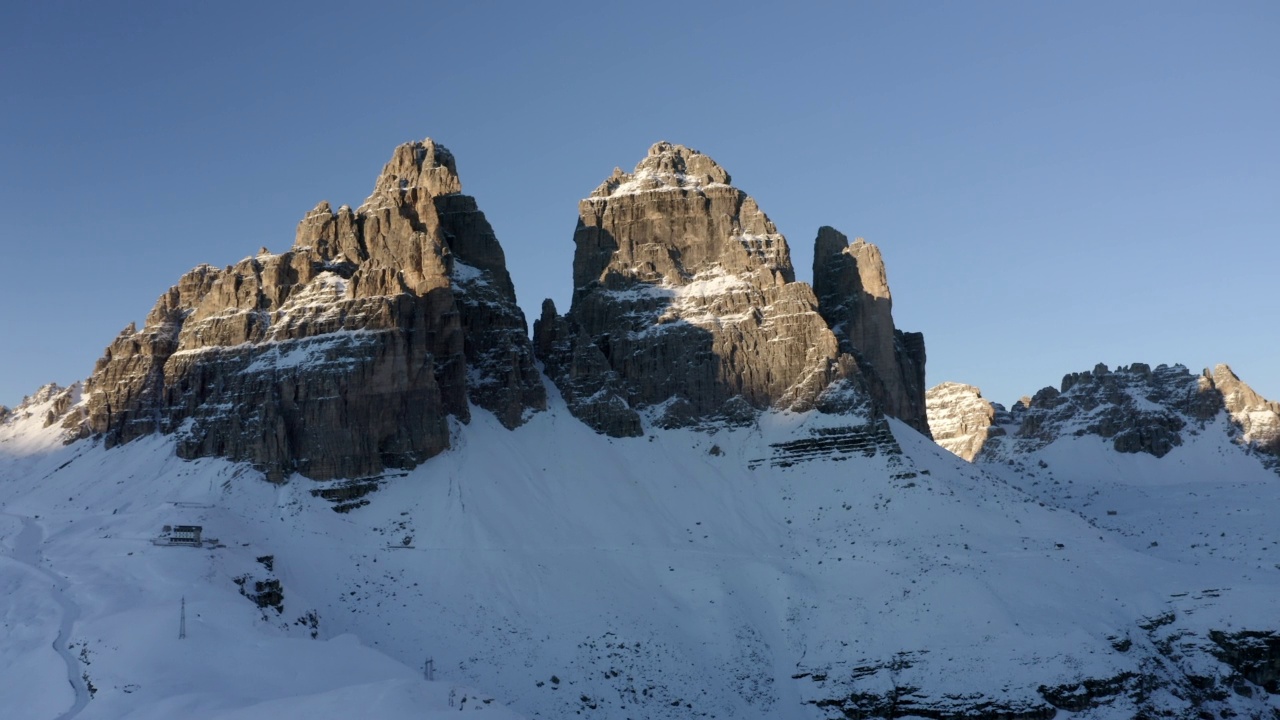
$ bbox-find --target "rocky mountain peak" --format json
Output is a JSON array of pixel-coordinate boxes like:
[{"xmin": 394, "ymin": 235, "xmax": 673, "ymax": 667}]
[
  {"xmin": 577, "ymin": 142, "xmax": 792, "ymax": 288},
  {"xmin": 928, "ymin": 362, "xmax": 1280, "ymax": 473},
  {"xmin": 536, "ymin": 142, "xmax": 929, "ymax": 438},
  {"xmin": 77, "ymin": 139, "xmax": 544, "ymax": 481},
  {"xmin": 55, "ymin": 137, "xmax": 932, "ymax": 474},
  {"xmin": 924, "ymin": 382, "xmax": 1005, "ymax": 461},
  {"xmin": 359, "ymin": 138, "xmax": 461, "ymax": 211},
  {"xmin": 1208, "ymin": 363, "xmax": 1280, "ymax": 457},
  {"xmin": 589, "ymin": 141, "xmax": 732, "ymax": 199},
  {"xmin": 1, "ymin": 381, "xmax": 84, "ymax": 435}
]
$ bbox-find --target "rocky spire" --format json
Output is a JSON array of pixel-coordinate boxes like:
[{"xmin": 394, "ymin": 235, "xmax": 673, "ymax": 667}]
[
  {"xmin": 535, "ymin": 142, "xmax": 868, "ymax": 436},
  {"xmin": 1208, "ymin": 364, "xmax": 1280, "ymax": 458},
  {"xmin": 575, "ymin": 142, "xmax": 794, "ymax": 290},
  {"xmin": 812, "ymin": 226, "xmax": 930, "ymax": 436},
  {"xmin": 80, "ymin": 139, "xmax": 544, "ymax": 481}
]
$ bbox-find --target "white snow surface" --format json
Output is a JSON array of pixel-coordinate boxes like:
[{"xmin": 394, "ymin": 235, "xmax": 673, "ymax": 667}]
[
  {"xmin": 591, "ymin": 166, "xmax": 734, "ymax": 198},
  {"xmin": 2, "ymin": 382, "xmax": 1279, "ymax": 719}
]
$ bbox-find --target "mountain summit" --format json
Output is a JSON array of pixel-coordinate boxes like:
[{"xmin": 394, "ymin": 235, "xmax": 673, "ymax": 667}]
[
  {"xmin": 927, "ymin": 362, "xmax": 1280, "ymax": 470},
  {"xmin": 72, "ymin": 139, "xmax": 930, "ymax": 478},
  {"xmin": 534, "ymin": 141, "xmax": 929, "ymax": 436},
  {"xmin": 79, "ymin": 139, "xmax": 544, "ymax": 481}
]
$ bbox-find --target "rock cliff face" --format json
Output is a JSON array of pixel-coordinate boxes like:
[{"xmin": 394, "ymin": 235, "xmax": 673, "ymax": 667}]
[
  {"xmin": 924, "ymin": 382, "xmax": 1005, "ymax": 461},
  {"xmin": 80, "ymin": 139, "xmax": 544, "ymax": 481},
  {"xmin": 812, "ymin": 227, "xmax": 929, "ymax": 436},
  {"xmin": 534, "ymin": 142, "xmax": 926, "ymax": 436},
  {"xmin": 1211, "ymin": 363, "xmax": 1280, "ymax": 460},
  {"xmin": 927, "ymin": 362, "xmax": 1280, "ymax": 472},
  {"xmin": 68, "ymin": 138, "xmax": 930, "ymax": 475}
]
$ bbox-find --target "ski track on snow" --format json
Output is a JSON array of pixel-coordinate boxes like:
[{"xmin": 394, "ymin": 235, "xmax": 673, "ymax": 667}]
[{"xmin": 3, "ymin": 511, "xmax": 90, "ymax": 720}]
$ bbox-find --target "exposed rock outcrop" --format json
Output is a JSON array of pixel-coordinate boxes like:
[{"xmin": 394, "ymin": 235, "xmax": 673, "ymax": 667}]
[
  {"xmin": 996, "ymin": 363, "xmax": 1217, "ymax": 458},
  {"xmin": 813, "ymin": 226, "xmax": 929, "ymax": 436},
  {"xmin": 929, "ymin": 362, "xmax": 1280, "ymax": 473},
  {"xmin": 80, "ymin": 139, "xmax": 544, "ymax": 481},
  {"xmin": 0, "ymin": 382, "xmax": 87, "ymax": 447},
  {"xmin": 534, "ymin": 141, "xmax": 924, "ymax": 437},
  {"xmin": 1, "ymin": 382, "xmax": 82, "ymax": 431},
  {"xmin": 798, "ymin": 599, "xmax": 1280, "ymax": 720},
  {"xmin": 1211, "ymin": 364, "xmax": 1280, "ymax": 462},
  {"xmin": 925, "ymin": 382, "xmax": 1006, "ymax": 461}
]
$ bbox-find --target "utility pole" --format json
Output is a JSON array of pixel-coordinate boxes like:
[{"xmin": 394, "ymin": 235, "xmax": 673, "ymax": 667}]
[
  {"xmin": 424, "ymin": 656, "xmax": 434, "ymax": 681},
  {"xmin": 179, "ymin": 596, "xmax": 187, "ymax": 640}
]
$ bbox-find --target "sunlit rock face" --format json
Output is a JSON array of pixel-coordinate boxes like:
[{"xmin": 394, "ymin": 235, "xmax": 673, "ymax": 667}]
[
  {"xmin": 534, "ymin": 141, "xmax": 896, "ymax": 437},
  {"xmin": 0, "ymin": 382, "xmax": 83, "ymax": 436},
  {"xmin": 1211, "ymin": 363, "xmax": 1280, "ymax": 463},
  {"xmin": 81, "ymin": 139, "xmax": 545, "ymax": 481},
  {"xmin": 812, "ymin": 227, "xmax": 930, "ymax": 437},
  {"xmin": 929, "ymin": 362, "xmax": 1280, "ymax": 472},
  {"xmin": 925, "ymin": 382, "xmax": 1004, "ymax": 461}
]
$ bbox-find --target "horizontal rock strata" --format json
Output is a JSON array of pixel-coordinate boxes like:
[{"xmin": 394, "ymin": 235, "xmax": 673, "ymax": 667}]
[
  {"xmin": 80, "ymin": 139, "xmax": 544, "ymax": 481},
  {"xmin": 535, "ymin": 141, "xmax": 927, "ymax": 437}
]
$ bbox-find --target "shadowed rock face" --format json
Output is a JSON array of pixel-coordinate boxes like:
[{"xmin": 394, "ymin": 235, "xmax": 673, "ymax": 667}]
[
  {"xmin": 812, "ymin": 226, "xmax": 930, "ymax": 436},
  {"xmin": 73, "ymin": 138, "xmax": 930, "ymax": 471},
  {"xmin": 535, "ymin": 142, "xmax": 881, "ymax": 436},
  {"xmin": 81, "ymin": 139, "xmax": 544, "ymax": 481}
]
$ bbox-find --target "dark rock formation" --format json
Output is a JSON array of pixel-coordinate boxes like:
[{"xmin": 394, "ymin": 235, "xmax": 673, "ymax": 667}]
[
  {"xmin": 748, "ymin": 422, "xmax": 903, "ymax": 469},
  {"xmin": 1209, "ymin": 630, "xmax": 1280, "ymax": 694},
  {"xmin": 79, "ymin": 139, "xmax": 544, "ymax": 481},
  {"xmin": 813, "ymin": 226, "xmax": 930, "ymax": 436},
  {"xmin": 797, "ymin": 601, "xmax": 1279, "ymax": 720},
  {"xmin": 535, "ymin": 141, "xmax": 924, "ymax": 437},
  {"xmin": 997, "ymin": 363, "xmax": 1213, "ymax": 458}
]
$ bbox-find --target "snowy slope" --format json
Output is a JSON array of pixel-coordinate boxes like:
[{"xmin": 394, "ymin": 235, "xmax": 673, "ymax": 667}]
[
  {"xmin": 3, "ymin": 383, "xmax": 1279, "ymax": 719},
  {"xmin": 0, "ymin": 391, "xmax": 523, "ymax": 720}
]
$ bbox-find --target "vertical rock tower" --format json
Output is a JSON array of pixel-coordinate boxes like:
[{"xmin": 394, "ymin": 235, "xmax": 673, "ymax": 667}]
[
  {"xmin": 535, "ymin": 141, "xmax": 930, "ymax": 436},
  {"xmin": 76, "ymin": 138, "xmax": 931, "ymax": 476},
  {"xmin": 813, "ymin": 227, "xmax": 930, "ymax": 435},
  {"xmin": 82, "ymin": 139, "xmax": 545, "ymax": 481}
]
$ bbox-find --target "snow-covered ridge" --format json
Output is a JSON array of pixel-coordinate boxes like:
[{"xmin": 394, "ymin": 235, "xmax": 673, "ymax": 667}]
[
  {"xmin": 0, "ymin": 382, "xmax": 84, "ymax": 456},
  {"xmin": 588, "ymin": 141, "xmax": 734, "ymax": 200},
  {"xmin": 589, "ymin": 166, "xmax": 734, "ymax": 198}
]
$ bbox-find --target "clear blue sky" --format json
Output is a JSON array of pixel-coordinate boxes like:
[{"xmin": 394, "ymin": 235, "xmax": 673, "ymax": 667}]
[{"xmin": 2, "ymin": 1, "xmax": 1277, "ymax": 410}]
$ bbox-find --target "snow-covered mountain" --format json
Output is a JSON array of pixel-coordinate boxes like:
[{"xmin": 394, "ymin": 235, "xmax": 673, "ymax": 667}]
[
  {"xmin": 3, "ymin": 141, "xmax": 1279, "ymax": 719},
  {"xmin": 6, "ymin": 374, "xmax": 1280, "ymax": 719}
]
